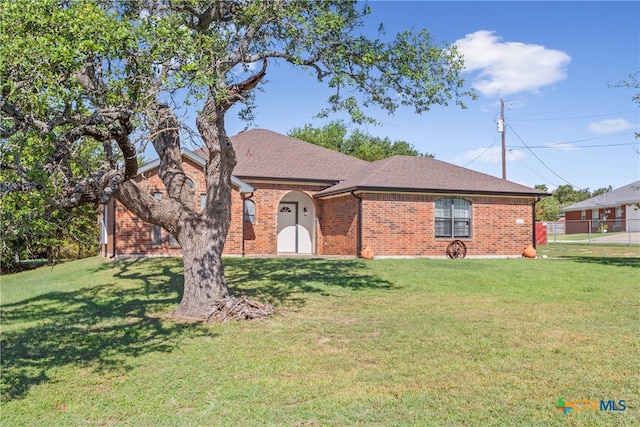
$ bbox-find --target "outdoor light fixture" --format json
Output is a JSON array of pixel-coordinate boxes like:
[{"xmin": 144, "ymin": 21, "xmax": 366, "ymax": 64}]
[{"xmin": 303, "ymin": 207, "xmax": 308, "ymax": 216}]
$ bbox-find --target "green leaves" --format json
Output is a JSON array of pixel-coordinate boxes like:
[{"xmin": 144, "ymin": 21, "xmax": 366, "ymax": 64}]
[
  {"xmin": 1, "ymin": 0, "xmax": 127, "ymax": 111},
  {"xmin": 2, "ymin": 0, "xmax": 474, "ymax": 266},
  {"xmin": 289, "ymin": 120, "xmax": 434, "ymax": 162}
]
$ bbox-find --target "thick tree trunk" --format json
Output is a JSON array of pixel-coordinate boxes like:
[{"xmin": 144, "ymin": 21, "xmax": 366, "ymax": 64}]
[
  {"xmin": 114, "ymin": 91, "xmax": 277, "ymax": 322},
  {"xmin": 167, "ymin": 215, "xmax": 278, "ymax": 322},
  {"xmin": 170, "ymin": 217, "xmax": 230, "ymax": 321}
]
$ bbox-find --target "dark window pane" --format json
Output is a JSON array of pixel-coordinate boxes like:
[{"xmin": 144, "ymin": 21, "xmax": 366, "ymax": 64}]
[
  {"xmin": 454, "ymin": 219, "xmax": 470, "ymax": 238},
  {"xmin": 153, "ymin": 225, "xmax": 162, "ymax": 245},
  {"xmin": 435, "ymin": 219, "xmax": 451, "ymax": 238}
]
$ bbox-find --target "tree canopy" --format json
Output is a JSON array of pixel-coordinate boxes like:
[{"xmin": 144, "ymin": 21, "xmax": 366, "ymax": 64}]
[
  {"xmin": 534, "ymin": 184, "xmax": 613, "ymax": 221},
  {"xmin": 289, "ymin": 121, "xmax": 434, "ymax": 161},
  {"xmin": 1, "ymin": 0, "xmax": 475, "ymax": 319}
]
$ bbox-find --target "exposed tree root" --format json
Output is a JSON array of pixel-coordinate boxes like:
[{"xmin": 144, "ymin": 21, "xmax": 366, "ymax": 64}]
[{"xmin": 205, "ymin": 296, "xmax": 281, "ymax": 323}]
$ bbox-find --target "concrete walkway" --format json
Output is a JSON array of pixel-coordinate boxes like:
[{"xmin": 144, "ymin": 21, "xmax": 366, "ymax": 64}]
[{"xmin": 551, "ymin": 232, "xmax": 640, "ymax": 245}]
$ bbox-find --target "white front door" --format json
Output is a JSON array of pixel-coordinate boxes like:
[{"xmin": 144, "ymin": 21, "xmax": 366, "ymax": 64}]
[{"xmin": 277, "ymin": 202, "xmax": 297, "ymax": 252}]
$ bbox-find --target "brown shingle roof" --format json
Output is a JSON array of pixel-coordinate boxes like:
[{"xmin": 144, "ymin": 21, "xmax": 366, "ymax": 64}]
[
  {"xmin": 315, "ymin": 155, "xmax": 546, "ymax": 197},
  {"xmin": 193, "ymin": 128, "xmax": 543, "ymax": 197},
  {"xmin": 229, "ymin": 129, "xmax": 368, "ymax": 182}
]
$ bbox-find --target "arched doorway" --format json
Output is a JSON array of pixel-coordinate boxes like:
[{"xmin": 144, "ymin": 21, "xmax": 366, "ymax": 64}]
[{"xmin": 277, "ymin": 191, "xmax": 315, "ymax": 254}]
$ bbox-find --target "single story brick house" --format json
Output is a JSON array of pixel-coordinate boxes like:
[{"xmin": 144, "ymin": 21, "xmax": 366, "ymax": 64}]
[
  {"xmin": 562, "ymin": 180, "xmax": 640, "ymax": 234},
  {"xmin": 101, "ymin": 129, "xmax": 547, "ymax": 258}
]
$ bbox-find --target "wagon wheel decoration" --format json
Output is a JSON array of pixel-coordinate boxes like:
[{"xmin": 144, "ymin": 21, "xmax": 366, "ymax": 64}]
[{"xmin": 446, "ymin": 240, "xmax": 467, "ymax": 259}]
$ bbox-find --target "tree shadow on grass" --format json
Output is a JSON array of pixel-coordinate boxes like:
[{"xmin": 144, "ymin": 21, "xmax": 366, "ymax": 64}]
[
  {"xmin": 223, "ymin": 257, "xmax": 395, "ymax": 307},
  {"xmin": 1, "ymin": 257, "xmax": 393, "ymax": 401},
  {"xmin": 0, "ymin": 258, "xmax": 210, "ymax": 402},
  {"xmin": 559, "ymin": 256, "xmax": 640, "ymax": 268}
]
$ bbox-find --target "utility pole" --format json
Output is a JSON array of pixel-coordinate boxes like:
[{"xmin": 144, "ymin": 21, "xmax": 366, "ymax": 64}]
[{"xmin": 499, "ymin": 98, "xmax": 506, "ymax": 180}]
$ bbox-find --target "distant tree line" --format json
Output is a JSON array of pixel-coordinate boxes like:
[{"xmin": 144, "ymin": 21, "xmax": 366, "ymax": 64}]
[
  {"xmin": 289, "ymin": 120, "xmax": 434, "ymax": 161},
  {"xmin": 534, "ymin": 184, "xmax": 613, "ymax": 221},
  {"xmin": 1, "ymin": 138, "xmax": 102, "ymax": 272},
  {"xmin": 1, "ymin": 191, "xmax": 99, "ymax": 273}
]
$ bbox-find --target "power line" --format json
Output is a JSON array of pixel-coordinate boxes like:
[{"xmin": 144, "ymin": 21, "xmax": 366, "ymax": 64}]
[
  {"xmin": 462, "ymin": 133, "xmax": 498, "ymax": 168},
  {"xmin": 507, "ymin": 97, "xmax": 636, "ymax": 121},
  {"xmin": 506, "ymin": 124, "xmax": 580, "ymax": 189},
  {"xmin": 509, "ymin": 110, "xmax": 637, "ymax": 122},
  {"xmin": 540, "ymin": 132, "xmax": 636, "ymax": 145},
  {"xmin": 518, "ymin": 157, "xmax": 558, "ymax": 187},
  {"xmin": 507, "ymin": 141, "xmax": 638, "ymax": 149}
]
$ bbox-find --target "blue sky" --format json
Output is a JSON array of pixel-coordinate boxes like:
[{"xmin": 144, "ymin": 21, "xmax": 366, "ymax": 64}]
[{"xmin": 220, "ymin": 1, "xmax": 639, "ymax": 192}]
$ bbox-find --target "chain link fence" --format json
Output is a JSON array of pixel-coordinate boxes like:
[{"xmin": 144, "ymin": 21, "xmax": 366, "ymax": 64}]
[{"xmin": 538, "ymin": 220, "xmax": 640, "ymax": 245}]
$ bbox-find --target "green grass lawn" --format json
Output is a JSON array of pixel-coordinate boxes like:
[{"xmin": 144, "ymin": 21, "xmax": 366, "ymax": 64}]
[
  {"xmin": 1, "ymin": 247, "xmax": 638, "ymax": 426},
  {"xmin": 546, "ymin": 232, "xmax": 626, "ymax": 242}
]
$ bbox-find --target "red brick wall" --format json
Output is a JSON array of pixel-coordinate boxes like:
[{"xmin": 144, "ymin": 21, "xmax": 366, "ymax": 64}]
[
  {"xmin": 225, "ymin": 189, "xmax": 244, "ymax": 255},
  {"xmin": 360, "ymin": 193, "xmax": 536, "ymax": 257},
  {"xmin": 107, "ymin": 159, "xmax": 538, "ymax": 258},
  {"xmin": 109, "ymin": 166, "xmax": 331, "ymax": 257},
  {"xmin": 565, "ymin": 206, "xmax": 627, "ymax": 234},
  {"xmin": 564, "ymin": 210, "xmax": 587, "ymax": 234},
  {"xmin": 111, "ymin": 159, "xmax": 208, "ymax": 257},
  {"xmin": 316, "ymin": 195, "xmax": 359, "ymax": 255},
  {"xmin": 239, "ymin": 182, "xmax": 327, "ymax": 255},
  {"xmin": 471, "ymin": 199, "xmax": 534, "ymax": 256}
]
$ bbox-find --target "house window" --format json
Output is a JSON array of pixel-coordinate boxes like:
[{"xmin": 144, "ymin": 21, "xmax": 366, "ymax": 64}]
[
  {"xmin": 244, "ymin": 199, "xmax": 256, "ymax": 223},
  {"xmin": 435, "ymin": 198, "xmax": 471, "ymax": 239},
  {"xmin": 580, "ymin": 210, "xmax": 586, "ymax": 221},
  {"xmin": 168, "ymin": 234, "xmax": 178, "ymax": 246},
  {"xmin": 200, "ymin": 194, "xmax": 206, "ymax": 212},
  {"xmin": 153, "ymin": 192, "xmax": 163, "ymax": 245},
  {"xmin": 186, "ymin": 178, "xmax": 195, "ymax": 190}
]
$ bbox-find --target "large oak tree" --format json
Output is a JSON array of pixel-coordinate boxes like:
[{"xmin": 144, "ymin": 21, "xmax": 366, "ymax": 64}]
[{"xmin": 1, "ymin": 0, "xmax": 475, "ymax": 320}]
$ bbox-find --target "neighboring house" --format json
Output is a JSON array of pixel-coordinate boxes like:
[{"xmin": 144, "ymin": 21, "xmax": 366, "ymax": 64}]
[
  {"xmin": 562, "ymin": 180, "xmax": 640, "ymax": 234},
  {"xmin": 101, "ymin": 129, "xmax": 547, "ymax": 259}
]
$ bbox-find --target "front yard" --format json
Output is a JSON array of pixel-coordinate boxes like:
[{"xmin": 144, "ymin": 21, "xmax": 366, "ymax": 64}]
[{"xmin": 1, "ymin": 245, "xmax": 638, "ymax": 426}]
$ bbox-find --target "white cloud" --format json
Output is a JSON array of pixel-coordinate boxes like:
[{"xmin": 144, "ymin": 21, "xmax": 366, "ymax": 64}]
[
  {"xmin": 245, "ymin": 61, "xmax": 259, "ymax": 71},
  {"xmin": 545, "ymin": 143, "xmax": 578, "ymax": 151},
  {"xmin": 587, "ymin": 118, "xmax": 635, "ymax": 134},
  {"xmin": 455, "ymin": 30, "xmax": 571, "ymax": 97},
  {"xmin": 454, "ymin": 145, "xmax": 525, "ymax": 165}
]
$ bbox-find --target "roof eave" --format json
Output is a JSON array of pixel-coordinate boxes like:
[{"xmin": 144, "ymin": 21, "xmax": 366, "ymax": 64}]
[
  {"xmin": 235, "ymin": 175, "xmax": 341, "ymax": 185},
  {"xmin": 316, "ymin": 185, "xmax": 547, "ymax": 199},
  {"xmin": 231, "ymin": 176, "xmax": 255, "ymax": 194}
]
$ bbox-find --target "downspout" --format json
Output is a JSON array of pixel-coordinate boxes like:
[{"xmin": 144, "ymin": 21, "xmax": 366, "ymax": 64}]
[
  {"xmin": 351, "ymin": 190, "xmax": 363, "ymax": 257},
  {"xmin": 110, "ymin": 199, "xmax": 117, "ymax": 259},
  {"xmin": 532, "ymin": 197, "xmax": 540, "ymax": 249},
  {"xmin": 241, "ymin": 192, "xmax": 254, "ymax": 257}
]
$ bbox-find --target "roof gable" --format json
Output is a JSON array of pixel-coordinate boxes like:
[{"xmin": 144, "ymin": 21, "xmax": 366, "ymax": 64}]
[{"xmin": 230, "ymin": 129, "xmax": 369, "ymax": 182}]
